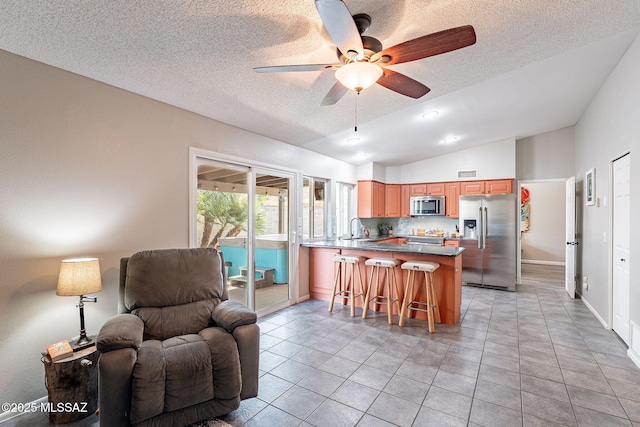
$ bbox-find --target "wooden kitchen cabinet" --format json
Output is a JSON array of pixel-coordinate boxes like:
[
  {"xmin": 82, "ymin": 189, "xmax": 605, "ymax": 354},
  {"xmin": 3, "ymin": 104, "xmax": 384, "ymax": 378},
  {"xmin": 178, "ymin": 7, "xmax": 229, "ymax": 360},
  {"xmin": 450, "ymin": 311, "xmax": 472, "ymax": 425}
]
[
  {"xmin": 444, "ymin": 240, "xmax": 460, "ymax": 248},
  {"xmin": 410, "ymin": 183, "xmax": 427, "ymax": 196},
  {"xmin": 460, "ymin": 181, "xmax": 485, "ymax": 195},
  {"xmin": 445, "ymin": 182, "xmax": 460, "ymax": 218},
  {"xmin": 426, "ymin": 182, "xmax": 445, "ymax": 196},
  {"xmin": 400, "ymin": 185, "xmax": 411, "ymax": 218},
  {"xmin": 384, "ymin": 184, "xmax": 401, "ymax": 218},
  {"xmin": 460, "ymin": 179, "xmax": 513, "ymax": 195},
  {"xmin": 485, "ymin": 179, "xmax": 513, "ymax": 194},
  {"xmin": 358, "ymin": 180, "xmax": 385, "ymax": 218}
]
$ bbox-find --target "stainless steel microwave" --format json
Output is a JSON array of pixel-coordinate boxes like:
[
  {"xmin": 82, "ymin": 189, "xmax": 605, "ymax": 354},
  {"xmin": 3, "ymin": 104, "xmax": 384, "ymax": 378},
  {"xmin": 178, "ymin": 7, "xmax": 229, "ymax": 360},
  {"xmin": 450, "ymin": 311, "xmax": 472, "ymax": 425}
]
[{"xmin": 410, "ymin": 196, "xmax": 445, "ymax": 216}]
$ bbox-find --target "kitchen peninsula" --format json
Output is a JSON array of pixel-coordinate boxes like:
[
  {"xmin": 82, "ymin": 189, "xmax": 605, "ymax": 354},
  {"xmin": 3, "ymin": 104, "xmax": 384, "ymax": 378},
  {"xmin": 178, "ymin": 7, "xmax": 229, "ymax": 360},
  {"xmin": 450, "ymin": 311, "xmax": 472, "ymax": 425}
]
[{"xmin": 303, "ymin": 237, "xmax": 465, "ymax": 325}]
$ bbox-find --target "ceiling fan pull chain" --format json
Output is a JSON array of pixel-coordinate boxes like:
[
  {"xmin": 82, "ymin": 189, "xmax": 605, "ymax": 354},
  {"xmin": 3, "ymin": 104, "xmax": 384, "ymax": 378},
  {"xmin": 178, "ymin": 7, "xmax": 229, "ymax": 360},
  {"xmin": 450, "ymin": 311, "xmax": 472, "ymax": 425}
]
[{"xmin": 354, "ymin": 92, "xmax": 359, "ymax": 132}]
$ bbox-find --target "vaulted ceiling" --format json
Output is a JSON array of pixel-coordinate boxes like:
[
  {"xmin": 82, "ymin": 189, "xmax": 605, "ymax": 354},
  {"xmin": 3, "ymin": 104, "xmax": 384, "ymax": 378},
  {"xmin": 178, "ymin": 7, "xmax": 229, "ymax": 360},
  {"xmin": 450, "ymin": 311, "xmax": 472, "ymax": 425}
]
[{"xmin": 2, "ymin": 1, "xmax": 640, "ymax": 166}]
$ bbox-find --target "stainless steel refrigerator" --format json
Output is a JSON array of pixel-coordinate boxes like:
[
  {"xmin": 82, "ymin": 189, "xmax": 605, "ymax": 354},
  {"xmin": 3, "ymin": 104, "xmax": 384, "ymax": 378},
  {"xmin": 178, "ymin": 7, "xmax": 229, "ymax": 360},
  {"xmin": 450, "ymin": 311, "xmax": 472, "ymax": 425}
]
[{"xmin": 459, "ymin": 194, "xmax": 517, "ymax": 291}]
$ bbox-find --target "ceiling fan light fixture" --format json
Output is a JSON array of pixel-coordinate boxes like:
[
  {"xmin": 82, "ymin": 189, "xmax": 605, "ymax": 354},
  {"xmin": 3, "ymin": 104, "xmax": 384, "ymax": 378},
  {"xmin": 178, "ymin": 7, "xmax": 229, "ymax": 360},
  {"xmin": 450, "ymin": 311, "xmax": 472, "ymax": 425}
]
[{"xmin": 335, "ymin": 62, "xmax": 383, "ymax": 93}]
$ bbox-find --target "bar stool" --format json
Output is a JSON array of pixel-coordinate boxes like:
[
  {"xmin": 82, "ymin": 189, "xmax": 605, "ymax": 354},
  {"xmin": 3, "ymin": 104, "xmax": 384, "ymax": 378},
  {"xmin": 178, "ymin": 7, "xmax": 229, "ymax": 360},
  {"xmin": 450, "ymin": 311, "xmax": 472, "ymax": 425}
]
[
  {"xmin": 362, "ymin": 257, "xmax": 401, "ymax": 324},
  {"xmin": 329, "ymin": 255, "xmax": 367, "ymax": 317},
  {"xmin": 398, "ymin": 261, "xmax": 441, "ymax": 332}
]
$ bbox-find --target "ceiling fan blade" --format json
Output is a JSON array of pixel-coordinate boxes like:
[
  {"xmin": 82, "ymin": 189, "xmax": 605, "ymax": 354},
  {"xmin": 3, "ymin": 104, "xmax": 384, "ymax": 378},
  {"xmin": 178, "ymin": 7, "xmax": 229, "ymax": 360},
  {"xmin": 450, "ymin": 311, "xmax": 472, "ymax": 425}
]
[
  {"xmin": 254, "ymin": 64, "xmax": 338, "ymax": 73},
  {"xmin": 376, "ymin": 69, "xmax": 430, "ymax": 99},
  {"xmin": 315, "ymin": 0, "xmax": 364, "ymax": 60},
  {"xmin": 321, "ymin": 81, "xmax": 349, "ymax": 106},
  {"xmin": 372, "ymin": 25, "xmax": 476, "ymax": 65}
]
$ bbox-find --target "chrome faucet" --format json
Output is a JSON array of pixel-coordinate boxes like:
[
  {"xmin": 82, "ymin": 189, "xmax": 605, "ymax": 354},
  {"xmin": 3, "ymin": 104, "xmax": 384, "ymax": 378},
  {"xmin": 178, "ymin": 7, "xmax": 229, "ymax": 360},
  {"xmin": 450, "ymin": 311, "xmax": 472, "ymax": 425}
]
[{"xmin": 349, "ymin": 217, "xmax": 363, "ymax": 239}]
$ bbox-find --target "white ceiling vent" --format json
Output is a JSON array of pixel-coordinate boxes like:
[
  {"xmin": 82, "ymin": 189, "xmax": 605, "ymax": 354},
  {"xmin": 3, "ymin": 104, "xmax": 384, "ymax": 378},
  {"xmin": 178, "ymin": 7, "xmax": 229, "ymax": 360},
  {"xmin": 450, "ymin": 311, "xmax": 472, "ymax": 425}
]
[{"xmin": 457, "ymin": 169, "xmax": 478, "ymax": 179}]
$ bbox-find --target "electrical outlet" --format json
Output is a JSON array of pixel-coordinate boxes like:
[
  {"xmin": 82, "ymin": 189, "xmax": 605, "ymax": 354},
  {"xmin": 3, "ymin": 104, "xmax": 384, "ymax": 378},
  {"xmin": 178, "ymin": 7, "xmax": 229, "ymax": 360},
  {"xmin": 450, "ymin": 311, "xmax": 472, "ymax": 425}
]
[{"xmin": 583, "ymin": 276, "xmax": 589, "ymax": 291}]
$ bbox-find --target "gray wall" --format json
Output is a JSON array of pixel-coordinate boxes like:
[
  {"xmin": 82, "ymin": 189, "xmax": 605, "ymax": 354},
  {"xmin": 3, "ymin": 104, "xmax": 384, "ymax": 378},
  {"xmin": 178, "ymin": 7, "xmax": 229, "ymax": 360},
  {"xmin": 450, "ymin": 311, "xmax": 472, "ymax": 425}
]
[
  {"xmin": 517, "ymin": 126, "xmax": 575, "ymax": 181},
  {"xmin": 574, "ymin": 30, "xmax": 640, "ymax": 356},
  {"xmin": 516, "ymin": 127, "xmax": 575, "ymax": 265},
  {"xmin": 0, "ymin": 50, "xmax": 355, "ymax": 406}
]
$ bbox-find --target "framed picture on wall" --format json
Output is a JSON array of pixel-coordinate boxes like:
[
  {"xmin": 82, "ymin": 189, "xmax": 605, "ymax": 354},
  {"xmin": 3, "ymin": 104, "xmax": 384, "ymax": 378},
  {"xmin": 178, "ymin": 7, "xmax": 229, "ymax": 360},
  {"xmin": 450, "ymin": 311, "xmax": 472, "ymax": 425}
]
[{"xmin": 585, "ymin": 168, "xmax": 595, "ymax": 206}]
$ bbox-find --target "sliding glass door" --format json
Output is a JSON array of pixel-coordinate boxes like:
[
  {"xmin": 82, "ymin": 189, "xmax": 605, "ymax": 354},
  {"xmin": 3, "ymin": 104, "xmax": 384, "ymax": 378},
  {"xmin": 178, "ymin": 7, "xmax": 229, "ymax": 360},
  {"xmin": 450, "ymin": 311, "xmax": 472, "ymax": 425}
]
[
  {"xmin": 253, "ymin": 168, "xmax": 291, "ymax": 311},
  {"xmin": 194, "ymin": 160, "xmax": 251, "ymax": 305},
  {"xmin": 191, "ymin": 151, "xmax": 296, "ymax": 314}
]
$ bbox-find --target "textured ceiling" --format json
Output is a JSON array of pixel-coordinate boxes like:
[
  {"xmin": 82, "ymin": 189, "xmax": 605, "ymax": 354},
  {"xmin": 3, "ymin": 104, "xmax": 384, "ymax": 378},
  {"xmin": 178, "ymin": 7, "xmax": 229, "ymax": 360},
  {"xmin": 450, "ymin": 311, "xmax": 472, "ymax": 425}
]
[{"xmin": 2, "ymin": 1, "xmax": 640, "ymax": 166}]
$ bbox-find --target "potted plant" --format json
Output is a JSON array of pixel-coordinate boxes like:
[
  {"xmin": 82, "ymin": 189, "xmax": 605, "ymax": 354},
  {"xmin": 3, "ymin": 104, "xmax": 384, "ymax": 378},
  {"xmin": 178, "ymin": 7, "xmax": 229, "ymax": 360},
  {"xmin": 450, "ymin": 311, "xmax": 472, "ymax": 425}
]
[{"xmin": 377, "ymin": 223, "xmax": 393, "ymax": 236}]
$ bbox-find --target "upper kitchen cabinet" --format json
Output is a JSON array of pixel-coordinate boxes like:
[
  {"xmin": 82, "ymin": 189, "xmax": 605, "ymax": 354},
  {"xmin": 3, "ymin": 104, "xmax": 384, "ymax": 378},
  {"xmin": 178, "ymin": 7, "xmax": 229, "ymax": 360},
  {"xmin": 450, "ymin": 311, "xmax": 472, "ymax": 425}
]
[
  {"xmin": 460, "ymin": 179, "xmax": 513, "ymax": 195},
  {"xmin": 426, "ymin": 182, "xmax": 445, "ymax": 196},
  {"xmin": 410, "ymin": 183, "xmax": 427, "ymax": 196},
  {"xmin": 384, "ymin": 184, "xmax": 401, "ymax": 218},
  {"xmin": 445, "ymin": 182, "xmax": 461, "ymax": 218},
  {"xmin": 400, "ymin": 185, "xmax": 411, "ymax": 218},
  {"xmin": 358, "ymin": 180, "xmax": 385, "ymax": 218},
  {"xmin": 485, "ymin": 179, "xmax": 513, "ymax": 194},
  {"xmin": 460, "ymin": 181, "xmax": 485, "ymax": 195}
]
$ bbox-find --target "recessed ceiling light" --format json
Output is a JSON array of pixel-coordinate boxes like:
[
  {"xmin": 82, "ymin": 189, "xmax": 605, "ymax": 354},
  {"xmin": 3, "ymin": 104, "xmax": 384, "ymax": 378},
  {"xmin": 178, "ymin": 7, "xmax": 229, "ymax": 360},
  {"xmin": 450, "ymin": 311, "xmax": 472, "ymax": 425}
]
[
  {"xmin": 422, "ymin": 111, "xmax": 439, "ymax": 119},
  {"xmin": 442, "ymin": 136, "xmax": 459, "ymax": 144},
  {"xmin": 346, "ymin": 137, "xmax": 360, "ymax": 144}
]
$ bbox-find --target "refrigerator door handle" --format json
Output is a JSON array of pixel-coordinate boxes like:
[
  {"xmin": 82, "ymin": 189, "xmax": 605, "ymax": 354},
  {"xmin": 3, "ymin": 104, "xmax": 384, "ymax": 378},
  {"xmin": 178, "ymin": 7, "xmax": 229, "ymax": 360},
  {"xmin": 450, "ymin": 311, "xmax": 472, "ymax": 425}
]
[
  {"xmin": 478, "ymin": 207, "xmax": 483, "ymax": 248},
  {"xmin": 483, "ymin": 207, "xmax": 488, "ymax": 249}
]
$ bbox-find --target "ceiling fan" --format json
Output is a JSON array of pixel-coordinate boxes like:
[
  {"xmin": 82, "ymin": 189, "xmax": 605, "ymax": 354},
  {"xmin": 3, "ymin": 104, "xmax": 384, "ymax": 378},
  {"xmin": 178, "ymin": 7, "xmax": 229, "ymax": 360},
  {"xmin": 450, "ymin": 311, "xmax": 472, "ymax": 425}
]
[{"xmin": 254, "ymin": 0, "xmax": 476, "ymax": 106}]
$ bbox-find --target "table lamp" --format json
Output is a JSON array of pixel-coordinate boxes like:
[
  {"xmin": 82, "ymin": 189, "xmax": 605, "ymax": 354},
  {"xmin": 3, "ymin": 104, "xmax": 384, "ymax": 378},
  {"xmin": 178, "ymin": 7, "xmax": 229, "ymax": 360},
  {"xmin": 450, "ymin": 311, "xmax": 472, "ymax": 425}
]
[{"xmin": 57, "ymin": 257, "xmax": 102, "ymax": 350}]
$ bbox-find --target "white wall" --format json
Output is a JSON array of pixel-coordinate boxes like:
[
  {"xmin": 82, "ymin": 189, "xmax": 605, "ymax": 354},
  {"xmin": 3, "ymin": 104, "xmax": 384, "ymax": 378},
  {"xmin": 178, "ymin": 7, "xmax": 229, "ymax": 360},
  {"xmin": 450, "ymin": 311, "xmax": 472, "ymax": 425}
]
[
  {"xmin": 401, "ymin": 138, "xmax": 516, "ymax": 183},
  {"xmin": 357, "ymin": 137, "xmax": 516, "ymax": 185},
  {"xmin": 0, "ymin": 50, "xmax": 356, "ymax": 406},
  {"xmin": 574, "ymin": 30, "xmax": 640, "ymax": 354},
  {"xmin": 520, "ymin": 181, "xmax": 567, "ymax": 264}
]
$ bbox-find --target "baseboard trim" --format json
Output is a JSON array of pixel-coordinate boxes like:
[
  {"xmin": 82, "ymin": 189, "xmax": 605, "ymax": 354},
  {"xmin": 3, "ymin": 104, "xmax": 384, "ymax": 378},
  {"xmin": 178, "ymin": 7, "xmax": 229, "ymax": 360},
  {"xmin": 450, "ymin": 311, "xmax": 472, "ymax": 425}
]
[
  {"xmin": 581, "ymin": 296, "xmax": 609, "ymax": 328},
  {"xmin": 521, "ymin": 259, "xmax": 566, "ymax": 266},
  {"xmin": 297, "ymin": 294, "xmax": 310, "ymax": 303},
  {"xmin": 629, "ymin": 321, "xmax": 640, "ymax": 369},
  {"xmin": 0, "ymin": 396, "xmax": 47, "ymax": 423}
]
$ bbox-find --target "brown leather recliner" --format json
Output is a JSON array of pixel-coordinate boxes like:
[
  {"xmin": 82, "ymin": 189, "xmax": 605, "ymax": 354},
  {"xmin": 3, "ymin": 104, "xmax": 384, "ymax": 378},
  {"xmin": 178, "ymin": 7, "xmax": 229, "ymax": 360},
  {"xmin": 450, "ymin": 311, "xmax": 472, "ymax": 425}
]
[{"xmin": 96, "ymin": 248, "xmax": 259, "ymax": 427}]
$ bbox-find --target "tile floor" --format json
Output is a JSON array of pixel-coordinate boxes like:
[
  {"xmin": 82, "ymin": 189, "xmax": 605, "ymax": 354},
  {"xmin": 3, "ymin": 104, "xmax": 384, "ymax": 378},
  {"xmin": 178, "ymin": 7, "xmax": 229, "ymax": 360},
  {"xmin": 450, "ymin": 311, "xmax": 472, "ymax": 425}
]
[
  {"xmin": 226, "ymin": 284, "xmax": 640, "ymax": 426},
  {"xmin": 5, "ymin": 269, "xmax": 640, "ymax": 426}
]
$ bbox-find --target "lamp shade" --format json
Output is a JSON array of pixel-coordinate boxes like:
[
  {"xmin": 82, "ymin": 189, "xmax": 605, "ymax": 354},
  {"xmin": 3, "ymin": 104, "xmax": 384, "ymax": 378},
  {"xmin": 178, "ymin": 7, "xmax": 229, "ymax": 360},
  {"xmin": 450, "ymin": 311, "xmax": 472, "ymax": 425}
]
[
  {"xmin": 57, "ymin": 258, "xmax": 102, "ymax": 296},
  {"xmin": 335, "ymin": 62, "xmax": 383, "ymax": 92}
]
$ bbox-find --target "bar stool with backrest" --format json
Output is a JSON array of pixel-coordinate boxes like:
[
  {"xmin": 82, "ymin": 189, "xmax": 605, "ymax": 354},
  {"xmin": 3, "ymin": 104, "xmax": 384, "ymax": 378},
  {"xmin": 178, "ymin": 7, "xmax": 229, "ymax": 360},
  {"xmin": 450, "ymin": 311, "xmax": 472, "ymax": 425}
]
[
  {"xmin": 398, "ymin": 260, "xmax": 441, "ymax": 332},
  {"xmin": 362, "ymin": 257, "xmax": 401, "ymax": 324},
  {"xmin": 328, "ymin": 254, "xmax": 367, "ymax": 317}
]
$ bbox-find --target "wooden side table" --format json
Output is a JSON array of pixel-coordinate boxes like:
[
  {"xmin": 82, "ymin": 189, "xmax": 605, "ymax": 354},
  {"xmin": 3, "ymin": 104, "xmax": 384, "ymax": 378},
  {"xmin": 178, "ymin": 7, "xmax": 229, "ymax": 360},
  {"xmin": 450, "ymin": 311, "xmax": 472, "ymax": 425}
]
[{"xmin": 42, "ymin": 344, "xmax": 99, "ymax": 424}]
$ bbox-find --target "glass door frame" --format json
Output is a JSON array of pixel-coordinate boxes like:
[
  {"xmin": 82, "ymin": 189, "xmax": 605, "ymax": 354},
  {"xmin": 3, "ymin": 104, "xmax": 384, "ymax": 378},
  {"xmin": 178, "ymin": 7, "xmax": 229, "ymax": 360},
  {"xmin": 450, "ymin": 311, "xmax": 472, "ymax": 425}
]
[{"xmin": 189, "ymin": 148, "xmax": 301, "ymax": 315}]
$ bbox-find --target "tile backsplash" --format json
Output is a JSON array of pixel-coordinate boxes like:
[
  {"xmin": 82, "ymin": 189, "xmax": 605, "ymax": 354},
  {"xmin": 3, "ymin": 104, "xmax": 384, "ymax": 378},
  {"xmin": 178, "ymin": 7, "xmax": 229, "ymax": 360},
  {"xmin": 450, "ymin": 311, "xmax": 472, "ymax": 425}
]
[{"xmin": 361, "ymin": 217, "xmax": 459, "ymax": 237}]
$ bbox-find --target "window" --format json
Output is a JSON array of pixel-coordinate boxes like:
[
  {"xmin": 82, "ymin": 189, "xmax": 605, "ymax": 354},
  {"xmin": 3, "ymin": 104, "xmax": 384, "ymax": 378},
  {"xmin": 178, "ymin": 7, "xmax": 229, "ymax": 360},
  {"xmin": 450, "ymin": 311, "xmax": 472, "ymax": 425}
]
[
  {"xmin": 336, "ymin": 182, "xmax": 355, "ymax": 237},
  {"xmin": 303, "ymin": 177, "xmax": 327, "ymax": 239}
]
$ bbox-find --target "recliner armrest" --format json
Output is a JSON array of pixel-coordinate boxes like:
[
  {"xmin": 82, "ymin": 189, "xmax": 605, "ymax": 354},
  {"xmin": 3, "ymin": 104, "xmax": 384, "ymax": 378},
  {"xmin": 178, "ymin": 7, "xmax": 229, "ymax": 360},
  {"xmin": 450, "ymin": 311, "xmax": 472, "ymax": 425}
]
[
  {"xmin": 211, "ymin": 300, "xmax": 257, "ymax": 333},
  {"xmin": 97, "ymin": 313, "xmax": 144, "ymax": 353}
]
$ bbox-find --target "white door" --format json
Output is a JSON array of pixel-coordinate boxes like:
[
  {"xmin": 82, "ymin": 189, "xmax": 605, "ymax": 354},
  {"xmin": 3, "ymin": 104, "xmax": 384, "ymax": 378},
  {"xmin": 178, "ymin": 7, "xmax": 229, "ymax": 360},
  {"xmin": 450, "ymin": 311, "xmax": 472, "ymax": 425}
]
[
  {"xmin": 565, "ymin": 176, "xmax": 576, "ymax": 298},
  {"xmin": 613, "ymin": 154, "xmax": 631, "ymax": 344}
]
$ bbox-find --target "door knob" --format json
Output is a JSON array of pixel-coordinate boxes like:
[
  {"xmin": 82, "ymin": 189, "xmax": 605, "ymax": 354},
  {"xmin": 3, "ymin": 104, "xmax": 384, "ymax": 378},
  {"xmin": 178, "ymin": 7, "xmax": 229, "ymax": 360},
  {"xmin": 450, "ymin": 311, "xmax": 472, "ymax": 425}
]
[{"xmin": 621, "ymin": 258, "xmax": 626, "ymax": 262}]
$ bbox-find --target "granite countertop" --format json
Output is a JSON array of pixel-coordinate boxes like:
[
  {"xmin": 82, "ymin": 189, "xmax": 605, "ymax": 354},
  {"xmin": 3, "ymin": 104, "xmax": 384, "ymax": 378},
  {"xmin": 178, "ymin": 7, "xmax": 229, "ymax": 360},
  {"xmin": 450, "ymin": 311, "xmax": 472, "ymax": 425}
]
[{"xmin": 301, "ymin": 236, "xmax": 465, "ymax": 257}]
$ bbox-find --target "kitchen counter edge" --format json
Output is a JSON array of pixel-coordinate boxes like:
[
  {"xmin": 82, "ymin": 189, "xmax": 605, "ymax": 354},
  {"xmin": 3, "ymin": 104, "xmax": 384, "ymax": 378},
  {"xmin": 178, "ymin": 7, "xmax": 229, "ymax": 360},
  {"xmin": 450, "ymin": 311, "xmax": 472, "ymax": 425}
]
[{"xmin": 301, "ymin": 239, "xmax": 465, "ymax": 257}]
